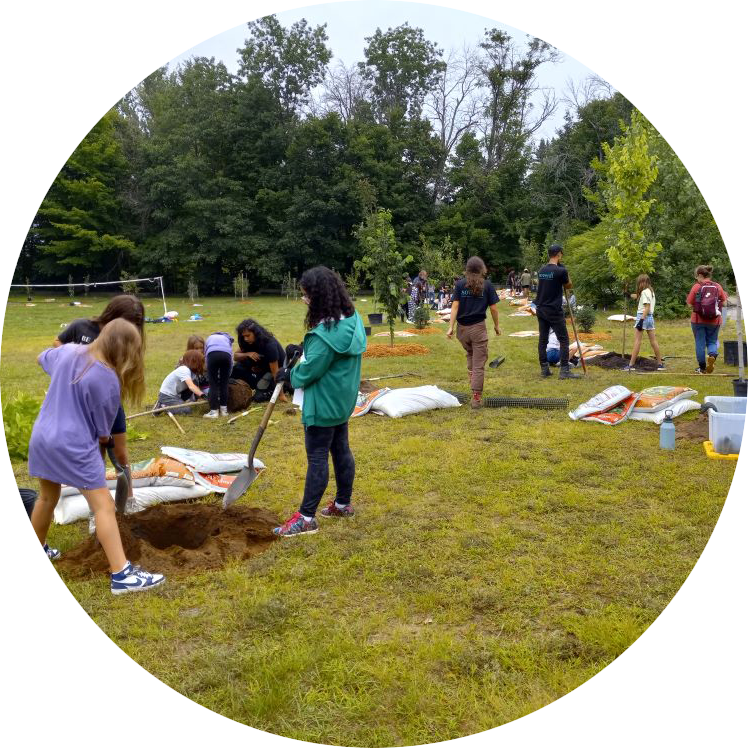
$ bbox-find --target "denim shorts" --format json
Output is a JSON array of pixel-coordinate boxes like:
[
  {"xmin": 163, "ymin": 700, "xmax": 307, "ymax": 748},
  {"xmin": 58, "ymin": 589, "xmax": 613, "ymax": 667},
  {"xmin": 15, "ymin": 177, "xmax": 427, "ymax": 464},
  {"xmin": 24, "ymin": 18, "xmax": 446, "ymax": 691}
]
[{"xmin": 635, "ymin": 314, "xmax": 655, "ymax": 331}]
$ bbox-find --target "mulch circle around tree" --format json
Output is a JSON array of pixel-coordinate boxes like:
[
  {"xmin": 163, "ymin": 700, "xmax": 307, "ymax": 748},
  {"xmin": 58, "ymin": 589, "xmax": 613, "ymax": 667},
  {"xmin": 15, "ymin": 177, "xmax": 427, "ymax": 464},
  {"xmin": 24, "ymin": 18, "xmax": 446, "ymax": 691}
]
[
  {"xmin": 57, "ymin": 502, "xmax": 280, "ymax": 578},
  {"xmin": 587, "ymin": 351, "xmax": 660, "ymax": 371},
  {"xmin": 364, "ymin": 344, "xmax": 430, "ymax": 358}
]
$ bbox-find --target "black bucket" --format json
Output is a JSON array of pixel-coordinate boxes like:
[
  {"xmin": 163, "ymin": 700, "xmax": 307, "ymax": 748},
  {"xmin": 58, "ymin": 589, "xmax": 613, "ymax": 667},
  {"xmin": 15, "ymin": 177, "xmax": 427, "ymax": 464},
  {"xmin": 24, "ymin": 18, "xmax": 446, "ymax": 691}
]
[
  {"xmin": 364, "ymin": 326, "xmax": 372, "ymax": 336},
  {"xmin": 724, "ymin": 340, "xmax": 748, "ymax": 366},
  {"xmin": 20, "ymin": 488, "xmax": 37, "ymax": 519},
  {"xmin": 732, "ymin": 378, "xmax": 748, "ymax": 398},
  {"xmin": 367, "ymin": 313, "xmax": 383, "ymax": 325}
]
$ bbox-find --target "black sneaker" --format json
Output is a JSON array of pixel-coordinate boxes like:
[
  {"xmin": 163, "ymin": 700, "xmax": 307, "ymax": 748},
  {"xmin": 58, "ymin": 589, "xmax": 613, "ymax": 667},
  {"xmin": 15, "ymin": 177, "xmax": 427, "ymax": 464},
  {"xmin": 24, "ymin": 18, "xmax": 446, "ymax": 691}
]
[{"xmin": 694, "ymin": 367, "xmax": 706, "ymax": 375}]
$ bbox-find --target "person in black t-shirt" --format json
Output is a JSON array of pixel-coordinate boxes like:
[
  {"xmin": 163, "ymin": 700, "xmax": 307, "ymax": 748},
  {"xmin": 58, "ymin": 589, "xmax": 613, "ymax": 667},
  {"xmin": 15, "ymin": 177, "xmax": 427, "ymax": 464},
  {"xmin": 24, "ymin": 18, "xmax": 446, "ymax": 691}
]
[
  {"xmin": 534, "ymin": 244, "xmax": 580, "ymax": 379},
  {"xmin": 447, "ymin": 256, "xmax": 501, "ymax": 409},
  {"xmin": 53, "ymin": 294, "xmax": 146, "ymax": 494},
  {"xmin": 232, "ymin": 318, "xmax": 288, "ymax": 402}
]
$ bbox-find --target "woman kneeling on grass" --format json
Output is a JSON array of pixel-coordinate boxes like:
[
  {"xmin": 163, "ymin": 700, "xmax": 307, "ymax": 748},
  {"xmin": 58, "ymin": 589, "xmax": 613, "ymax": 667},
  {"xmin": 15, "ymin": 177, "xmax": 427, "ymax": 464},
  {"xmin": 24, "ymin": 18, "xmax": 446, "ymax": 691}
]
[
  {"xmin": 447, "ymin": 256, "xmax": 501, "ymax": 409},
  {"xmin": 29, "ymin": 319, "xmax": 165, "ymax": 594},
  {"xmin": 273, "ymin": 266, "xmax": 367, "ymax": 537}
]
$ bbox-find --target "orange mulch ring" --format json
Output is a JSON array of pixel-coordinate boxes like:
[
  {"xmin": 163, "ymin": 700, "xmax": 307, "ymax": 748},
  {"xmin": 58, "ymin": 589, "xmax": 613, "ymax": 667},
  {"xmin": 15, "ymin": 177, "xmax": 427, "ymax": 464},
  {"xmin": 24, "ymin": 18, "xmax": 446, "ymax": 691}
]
[
  {"xmin": 364, "ymin": 343, "xmax": 430, "ymax": 358},
  {"xmin": 576, "ymin": 332, "xmax": 612, "ymax": 342},
  {"xmin": 403, "ymin": 327, "xmax": 443, "ymax": 335}
]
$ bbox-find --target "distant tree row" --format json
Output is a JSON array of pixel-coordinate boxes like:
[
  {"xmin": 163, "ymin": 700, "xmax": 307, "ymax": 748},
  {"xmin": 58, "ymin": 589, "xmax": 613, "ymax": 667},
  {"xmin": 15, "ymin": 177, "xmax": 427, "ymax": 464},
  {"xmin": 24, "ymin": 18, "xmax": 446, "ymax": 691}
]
[{"xmin": 18, "ymin": 15, "xmax": 731, "ymax": 314}]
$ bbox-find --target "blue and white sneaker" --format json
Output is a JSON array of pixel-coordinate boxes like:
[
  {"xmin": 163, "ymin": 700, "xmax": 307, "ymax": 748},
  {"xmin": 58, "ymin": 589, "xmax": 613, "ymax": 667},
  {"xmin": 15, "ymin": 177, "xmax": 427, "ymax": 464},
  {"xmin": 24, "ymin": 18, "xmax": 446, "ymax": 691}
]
[
  {"xmin": 273, "ymin": 511, "xmax": 319, "ymax": 537},
  {"xmin": 110, "ymin": 562, "xmax": 166, "ymax": 595},
  {"xmin": 44, "ymin": 543, "xmax": 61, "ymax": 561}
]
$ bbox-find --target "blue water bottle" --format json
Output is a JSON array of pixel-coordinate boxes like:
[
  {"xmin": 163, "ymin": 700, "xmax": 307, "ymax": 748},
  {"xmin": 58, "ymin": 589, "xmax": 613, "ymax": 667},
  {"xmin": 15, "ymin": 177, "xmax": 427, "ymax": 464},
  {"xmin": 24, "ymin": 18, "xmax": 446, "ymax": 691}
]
[{"xmin": 660, "ymin": 409, "xmax": 676, "ymax": 450}]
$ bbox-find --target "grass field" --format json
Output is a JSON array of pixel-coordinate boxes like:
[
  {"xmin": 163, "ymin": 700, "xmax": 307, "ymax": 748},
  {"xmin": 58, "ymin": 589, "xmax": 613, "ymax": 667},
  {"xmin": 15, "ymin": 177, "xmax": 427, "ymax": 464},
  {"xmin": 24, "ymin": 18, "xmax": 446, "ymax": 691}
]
[{"xmin": 0, "ymin": 291, "xmax": 741, "ymax": 746}]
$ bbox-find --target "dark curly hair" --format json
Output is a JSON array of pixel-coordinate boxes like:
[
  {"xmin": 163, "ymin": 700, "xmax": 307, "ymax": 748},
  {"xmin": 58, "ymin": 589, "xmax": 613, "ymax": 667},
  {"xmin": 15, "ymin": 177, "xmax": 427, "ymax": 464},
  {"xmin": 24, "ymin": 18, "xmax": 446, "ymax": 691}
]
[
  {"xmin": 465, "ymin": 256, "xmax": 487, "ymax": 296},
  {"xmin": 300, "ymin": 267, "xmax": 355, "ymax": 330},
  {"xmin": 236, "ymin": 318, "xmax": 274, "ymax": 352}
]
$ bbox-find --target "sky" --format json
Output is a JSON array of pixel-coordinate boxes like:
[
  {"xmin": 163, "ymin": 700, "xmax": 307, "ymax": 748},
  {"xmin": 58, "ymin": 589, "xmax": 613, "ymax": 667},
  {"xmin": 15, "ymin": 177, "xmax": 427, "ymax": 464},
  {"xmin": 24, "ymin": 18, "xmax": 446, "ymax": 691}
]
[{"xmin": 168, "ymin": 0, "xmax": 599, "ymax": 142}]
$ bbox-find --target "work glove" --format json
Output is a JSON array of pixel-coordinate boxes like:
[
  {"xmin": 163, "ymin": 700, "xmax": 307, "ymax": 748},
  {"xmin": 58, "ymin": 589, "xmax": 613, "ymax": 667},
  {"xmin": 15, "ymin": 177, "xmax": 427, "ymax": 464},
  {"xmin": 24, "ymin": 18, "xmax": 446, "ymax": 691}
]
[{"xmin": 275, "ymin": 367, "xmax": 291, "ymax": 385}]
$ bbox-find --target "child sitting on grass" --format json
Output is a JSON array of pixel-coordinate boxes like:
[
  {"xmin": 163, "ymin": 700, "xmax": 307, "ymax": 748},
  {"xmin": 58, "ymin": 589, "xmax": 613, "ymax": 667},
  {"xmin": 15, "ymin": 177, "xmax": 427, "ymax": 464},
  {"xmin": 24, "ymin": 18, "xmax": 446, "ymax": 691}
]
[
  {"xmin": 155, "ymin": 349, "xmax": 206, "ymax": 414},
  {"xmin": 28, "ymin": 319, "xmax": 165, "ymax": 595}
]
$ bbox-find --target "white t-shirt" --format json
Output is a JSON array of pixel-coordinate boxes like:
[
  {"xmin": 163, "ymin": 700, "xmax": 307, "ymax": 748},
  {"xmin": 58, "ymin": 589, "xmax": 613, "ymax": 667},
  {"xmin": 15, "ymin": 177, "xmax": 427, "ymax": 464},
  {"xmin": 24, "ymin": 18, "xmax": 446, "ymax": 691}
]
[
  {"xmin": 159, "ymin": 365, "xmax": 194, "ymax": 397},
  {"xmin": 547, "ymin": 331, "xmax": 560, "ymax": 350},
  {"xmin": 637, "ymin": 288, "xmax": 655, "ymax": 316}
]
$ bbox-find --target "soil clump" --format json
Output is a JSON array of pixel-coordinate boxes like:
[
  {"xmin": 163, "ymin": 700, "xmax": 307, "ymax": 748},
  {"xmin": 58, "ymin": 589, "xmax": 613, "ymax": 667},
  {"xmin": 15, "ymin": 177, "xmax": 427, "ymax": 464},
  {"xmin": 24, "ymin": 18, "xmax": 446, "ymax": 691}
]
[{"xmin": 587, "ymin": 351, "xmax": 660, "ymax": 371}]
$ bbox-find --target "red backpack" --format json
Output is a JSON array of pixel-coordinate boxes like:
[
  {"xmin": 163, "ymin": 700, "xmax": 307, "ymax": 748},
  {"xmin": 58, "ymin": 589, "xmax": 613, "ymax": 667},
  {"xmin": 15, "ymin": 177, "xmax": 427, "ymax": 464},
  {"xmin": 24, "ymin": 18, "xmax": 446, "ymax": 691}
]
[{"xmin": 693, "ymin": 282, "xmax": 721, "ymax": 319}]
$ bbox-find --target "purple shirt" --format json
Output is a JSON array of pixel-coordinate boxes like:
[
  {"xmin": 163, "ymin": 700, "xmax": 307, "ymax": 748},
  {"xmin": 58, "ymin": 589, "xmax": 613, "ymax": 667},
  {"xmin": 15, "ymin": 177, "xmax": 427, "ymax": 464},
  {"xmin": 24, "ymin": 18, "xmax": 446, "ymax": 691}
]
[
  {"xmin": 28, "ymin": 344, "xmax": 120, "ymax": 490},
  {"xmin": 205, "ymin": 332, "xmax": 234, "ymax": 357}
]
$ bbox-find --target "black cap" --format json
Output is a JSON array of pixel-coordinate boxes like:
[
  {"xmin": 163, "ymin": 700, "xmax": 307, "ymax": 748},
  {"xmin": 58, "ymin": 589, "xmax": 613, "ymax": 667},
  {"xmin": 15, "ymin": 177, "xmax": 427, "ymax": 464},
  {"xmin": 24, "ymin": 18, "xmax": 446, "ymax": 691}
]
[{"xmin": 548, "ymin": 244, "xmax": 563, "ymax": 258}]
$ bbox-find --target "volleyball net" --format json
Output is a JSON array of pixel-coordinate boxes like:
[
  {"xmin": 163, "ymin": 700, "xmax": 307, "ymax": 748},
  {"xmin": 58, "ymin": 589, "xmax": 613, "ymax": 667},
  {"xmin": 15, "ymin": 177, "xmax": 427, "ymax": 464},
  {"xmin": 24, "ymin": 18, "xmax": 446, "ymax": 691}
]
[{"xmin": 9, "ymin": 276, "xmax": 168, "ymax": 316}]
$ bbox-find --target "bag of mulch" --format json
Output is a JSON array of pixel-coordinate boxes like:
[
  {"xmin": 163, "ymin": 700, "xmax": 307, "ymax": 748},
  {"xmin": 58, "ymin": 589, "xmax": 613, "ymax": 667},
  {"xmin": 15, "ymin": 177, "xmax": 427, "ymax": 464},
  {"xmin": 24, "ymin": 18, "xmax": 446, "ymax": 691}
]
[
  {"xmin": 569, "ymin": 385, "xmax": 634, "ymax": 421},
  {"xmin": 54, "ymin": 484, "xmax": 212, "ymax": 525},
  {"xmin": 193, "ymin": 462, "xmax": 265, "ymax": 494},
  {"xmin": 104, "ymin": 456, "xmax": 195, "ymax": 486},
  {"xmin": 352, "ymin": 388, "xmax": 390, "ymax": 417},
  {"xmin": 632, "ymin": 386, "xmax": 698, "ymax": 413},
  {"xmin": 227, "ymin": 378, "xmax": 254, "ymax": 412},
  {"xmin": 629, "ymin": 399, "xmax": 701, "ymax": 424},
  {"xmin": 368, "ymin": 386, "xmax": 460, "ymax": 418},
  {"xmin": 579, "ymin": 392, "xmax": 640, "ymax": 425}
]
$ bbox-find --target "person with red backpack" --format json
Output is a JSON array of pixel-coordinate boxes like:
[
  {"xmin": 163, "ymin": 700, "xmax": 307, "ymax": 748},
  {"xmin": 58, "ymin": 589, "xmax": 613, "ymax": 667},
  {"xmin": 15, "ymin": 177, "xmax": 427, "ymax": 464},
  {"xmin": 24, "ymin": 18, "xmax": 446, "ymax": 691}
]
[{"xmin": 687, "ymin": 265, "xmax": 728, "ymax": 374}]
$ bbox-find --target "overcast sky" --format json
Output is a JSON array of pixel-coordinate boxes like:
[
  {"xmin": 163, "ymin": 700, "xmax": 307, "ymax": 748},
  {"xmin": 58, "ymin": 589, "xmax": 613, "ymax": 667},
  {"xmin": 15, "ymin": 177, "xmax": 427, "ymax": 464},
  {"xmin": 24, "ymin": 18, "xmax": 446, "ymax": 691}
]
[{"xmin": 169, "ymin": 0, "xmax": 599, "ymax": 142}]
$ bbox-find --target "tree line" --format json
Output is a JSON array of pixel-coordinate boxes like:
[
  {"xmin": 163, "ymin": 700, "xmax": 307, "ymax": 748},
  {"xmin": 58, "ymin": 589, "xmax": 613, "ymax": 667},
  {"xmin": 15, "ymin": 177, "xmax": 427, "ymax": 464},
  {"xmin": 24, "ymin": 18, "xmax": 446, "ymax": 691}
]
[{"xmin": 17, "ymin": 15, "xmax": 732, "ymax": 314}]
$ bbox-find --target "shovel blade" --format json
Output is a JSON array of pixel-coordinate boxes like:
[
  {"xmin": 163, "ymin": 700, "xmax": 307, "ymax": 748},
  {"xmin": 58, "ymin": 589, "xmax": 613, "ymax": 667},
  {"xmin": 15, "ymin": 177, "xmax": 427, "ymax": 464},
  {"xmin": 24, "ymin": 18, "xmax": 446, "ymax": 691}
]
[
  {"xmin": 223, "ymin": 466, "xmax": 257, "ymax": 509},
  {"xmin": 114, "ymin": 470, "xmax": 130, "ymax": 515},
  {"xmin": 489, "ymin": 355, "xmax": 505, "ymax": 368}
]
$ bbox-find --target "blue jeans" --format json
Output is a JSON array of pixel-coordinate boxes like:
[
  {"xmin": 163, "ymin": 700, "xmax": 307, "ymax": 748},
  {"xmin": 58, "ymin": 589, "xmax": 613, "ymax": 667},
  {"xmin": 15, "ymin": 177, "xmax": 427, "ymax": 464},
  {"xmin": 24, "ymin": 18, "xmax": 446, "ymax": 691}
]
[{"xmin": 691, "ymin": 322, "xmax": 720, "ymax": 369}]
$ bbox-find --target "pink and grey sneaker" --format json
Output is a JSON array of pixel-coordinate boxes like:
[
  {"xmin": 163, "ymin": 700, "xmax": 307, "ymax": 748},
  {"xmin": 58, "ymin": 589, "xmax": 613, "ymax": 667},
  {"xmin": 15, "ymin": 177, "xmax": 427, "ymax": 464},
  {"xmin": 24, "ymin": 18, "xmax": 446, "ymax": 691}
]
[
  {"xmin": 274, "ymin": 511, "xmax": 319, "ymax": 537},
  {"xmin": 44, "ymin": 543, "xmax": 61, "ymax": 561},
  {"xmin": 320, "ymin": 501, "xmax": 355, "ymax": 518}
]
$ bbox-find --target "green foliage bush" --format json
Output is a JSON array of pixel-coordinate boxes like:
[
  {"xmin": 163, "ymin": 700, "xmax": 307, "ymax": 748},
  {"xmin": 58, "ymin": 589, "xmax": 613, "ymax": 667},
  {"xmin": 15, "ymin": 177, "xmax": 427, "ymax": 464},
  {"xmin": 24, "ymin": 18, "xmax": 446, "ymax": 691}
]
[
  {"xmin": 2, "ymin": 392, "xmax": 41, "ymax": 461},
  {"xmin": 575, "ymin": 305, "xmax": 597, "ymax": 333},
  {"xmin": 413, "ymin": 304, "xmax": 431, "ymax": 329}
]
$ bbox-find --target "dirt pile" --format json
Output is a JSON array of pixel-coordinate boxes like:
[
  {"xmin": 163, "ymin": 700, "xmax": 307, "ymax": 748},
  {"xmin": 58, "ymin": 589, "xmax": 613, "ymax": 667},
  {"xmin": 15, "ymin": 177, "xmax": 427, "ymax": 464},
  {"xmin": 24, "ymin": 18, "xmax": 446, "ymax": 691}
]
[
  {"xmin": 364, "ymin": 343, "xmax": 430, "ymax": 358},
  {"xmin": 403, "ymin": 327, "xmax": 442, "ymax": 335},
  {"xmin": 58, "ymin": 502, "xmax": 279, "ymax": 578},
  {"xmin": 676, "ymin": 411, "xmax": 709, "ymax": 443},
  {"xmin": 587, "ymin": 351, "xmax": 660, "ymax": 371}
]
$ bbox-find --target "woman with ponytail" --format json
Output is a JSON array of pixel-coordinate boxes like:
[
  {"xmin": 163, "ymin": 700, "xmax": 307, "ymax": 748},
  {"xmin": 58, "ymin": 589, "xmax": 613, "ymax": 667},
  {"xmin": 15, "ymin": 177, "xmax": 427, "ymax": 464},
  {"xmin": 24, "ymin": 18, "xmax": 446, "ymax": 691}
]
[{"xmin": 447, "ymin": 256, "xmax": 501, "ymax": 409}]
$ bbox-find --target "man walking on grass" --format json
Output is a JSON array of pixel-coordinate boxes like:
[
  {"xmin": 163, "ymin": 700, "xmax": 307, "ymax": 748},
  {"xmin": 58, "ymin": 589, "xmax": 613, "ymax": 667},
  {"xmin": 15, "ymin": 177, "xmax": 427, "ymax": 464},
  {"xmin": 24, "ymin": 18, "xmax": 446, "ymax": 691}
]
[{"xmin": 535, "ymin": 244, "xmax": 580, "ymax": 379}]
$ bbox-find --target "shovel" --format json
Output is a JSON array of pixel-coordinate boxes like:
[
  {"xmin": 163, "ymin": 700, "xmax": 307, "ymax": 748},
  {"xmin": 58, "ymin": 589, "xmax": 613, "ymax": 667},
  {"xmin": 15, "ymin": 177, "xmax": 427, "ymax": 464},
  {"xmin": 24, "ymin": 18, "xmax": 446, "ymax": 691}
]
[
  {"xmin": 105, "ymin": 441, "xmax": 131, "ymax": 515},
  {"xmin": 223, "ymin": 350, "xmax": 301, "ymax": 509},
  {"xmin": 489, "ymin": 354, "xmax": 505, "ymax": 368}
]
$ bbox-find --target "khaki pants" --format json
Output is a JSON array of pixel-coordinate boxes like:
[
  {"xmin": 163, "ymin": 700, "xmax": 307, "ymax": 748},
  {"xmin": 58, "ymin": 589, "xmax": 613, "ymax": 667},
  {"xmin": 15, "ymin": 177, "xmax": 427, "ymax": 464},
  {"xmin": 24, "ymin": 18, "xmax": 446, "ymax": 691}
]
[{"xmin": 457, "ymin": 322, "xmax": 489, "ymax": 392}]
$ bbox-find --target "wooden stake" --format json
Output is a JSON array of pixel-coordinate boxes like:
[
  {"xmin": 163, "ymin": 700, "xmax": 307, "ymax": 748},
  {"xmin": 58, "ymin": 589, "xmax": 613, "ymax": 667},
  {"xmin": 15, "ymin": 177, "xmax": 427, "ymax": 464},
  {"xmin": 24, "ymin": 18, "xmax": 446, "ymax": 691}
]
[
  {"xmin": 126, "ymin": 401, "xmax": 204, "ymax": 419},
  {"xmin": 167, "ymin": 412, "xmax": 186, "ymax": 434},
  {"xmin": 227, "ymin": 407, "xmax": 261, "ymax": 425},
  {"xmin": 564, "ymin": 288, "xmax": 586, "ymax": 375}
]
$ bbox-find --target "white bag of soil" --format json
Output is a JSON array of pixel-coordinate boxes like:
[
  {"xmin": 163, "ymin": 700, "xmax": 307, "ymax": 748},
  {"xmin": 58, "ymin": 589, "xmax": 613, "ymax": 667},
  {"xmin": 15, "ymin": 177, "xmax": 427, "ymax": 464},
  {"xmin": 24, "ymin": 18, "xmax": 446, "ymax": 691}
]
[
  {"xmin": 369, "ymin": 386, "xmax": 460, "ymax": 418},
  {"xmin": 628, "ymin": 399, "xmax": 701, "ymax": 424},
  {"xmin": 54, "ymin": 484, "xmax": 212, "ymax": 525}
]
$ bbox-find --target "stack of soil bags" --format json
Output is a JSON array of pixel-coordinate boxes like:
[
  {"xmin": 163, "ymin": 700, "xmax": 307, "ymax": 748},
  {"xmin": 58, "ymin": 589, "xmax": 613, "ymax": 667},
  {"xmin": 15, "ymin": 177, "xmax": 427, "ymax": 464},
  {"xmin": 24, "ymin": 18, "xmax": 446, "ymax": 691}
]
[{"xmin": 54, "ymin": 449, "xmax": 266, "ymax": 524}]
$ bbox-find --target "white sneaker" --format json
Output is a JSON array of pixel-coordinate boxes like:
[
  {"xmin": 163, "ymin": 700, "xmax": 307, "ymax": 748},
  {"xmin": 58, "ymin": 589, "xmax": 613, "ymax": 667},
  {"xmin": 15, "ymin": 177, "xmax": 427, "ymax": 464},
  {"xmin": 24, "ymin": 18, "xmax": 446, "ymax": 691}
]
[
  {"xmin": 203, "ymin": 410, "xmax": 219, "ymax": 419},
  {"xmin": 220, "ymin": 406, "xmax": 228, "ymax": 416}
]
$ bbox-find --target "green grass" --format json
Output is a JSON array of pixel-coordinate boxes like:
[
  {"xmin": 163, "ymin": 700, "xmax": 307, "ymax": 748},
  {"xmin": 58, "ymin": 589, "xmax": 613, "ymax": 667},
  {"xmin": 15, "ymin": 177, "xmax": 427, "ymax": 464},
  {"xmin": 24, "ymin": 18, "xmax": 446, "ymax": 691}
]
[{"xmin": 1, "ymin": 292, "xmax": 740, "ymax": 746}]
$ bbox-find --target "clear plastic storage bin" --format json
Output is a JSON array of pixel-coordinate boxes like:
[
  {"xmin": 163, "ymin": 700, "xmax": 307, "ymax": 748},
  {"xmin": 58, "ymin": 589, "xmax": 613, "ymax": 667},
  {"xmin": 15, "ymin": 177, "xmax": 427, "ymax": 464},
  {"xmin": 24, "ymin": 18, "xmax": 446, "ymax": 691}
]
[{"xmin": 704, "ymin": 396, "xmax": 746, "ymax": 454}]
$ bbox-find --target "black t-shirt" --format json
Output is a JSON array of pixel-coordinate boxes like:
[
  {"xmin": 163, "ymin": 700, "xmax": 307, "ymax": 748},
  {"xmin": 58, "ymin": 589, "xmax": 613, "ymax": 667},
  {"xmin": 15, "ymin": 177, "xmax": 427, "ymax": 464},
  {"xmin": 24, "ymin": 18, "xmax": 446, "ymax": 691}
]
[
  {"xmin": 534, "ymin": 263, "xmax": 569, "ymax": 310},
  {"xmin": 239, "ymin": 335, "xmax": 285, "ymax": 373},
  {"xmin": 57, "ymin": 318, "xmax": 101, "ymax": 345},
  {"xmin": 452, "ymin": 279, "xmax": 500, "ymax": 325}
]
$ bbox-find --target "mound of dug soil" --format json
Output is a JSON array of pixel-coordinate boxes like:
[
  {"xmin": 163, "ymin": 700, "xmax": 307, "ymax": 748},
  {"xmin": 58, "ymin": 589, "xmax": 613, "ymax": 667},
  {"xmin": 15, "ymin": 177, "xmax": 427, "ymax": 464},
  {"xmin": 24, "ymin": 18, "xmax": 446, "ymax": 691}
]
[
  {"xmin": 58, "ymin": 502, "xmax": 279, "ymax": 578},
  {"xmin": 587, "ymin": 351, "xmax": 660, "ymax": 371},
  {"xmin": 676, "ymin": 411, "xmax": 709, "ymax": 443},
  {"xmin": 364, "ymin": 343, "xmax": 430, "ymax": 358}
]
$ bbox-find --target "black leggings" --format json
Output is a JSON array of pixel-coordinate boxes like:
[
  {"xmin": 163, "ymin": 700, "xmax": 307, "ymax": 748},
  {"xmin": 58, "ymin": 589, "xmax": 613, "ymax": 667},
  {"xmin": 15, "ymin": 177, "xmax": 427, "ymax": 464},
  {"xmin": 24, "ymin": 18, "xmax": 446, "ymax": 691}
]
[
  {"xmin": 300, "ymin": 422, "xmax": 355, "ymax": 517},
  {"xmin": 206, "ymin": 351, "xmax": 232, "ymax": 409},
  {"xmin": 537, "ymin": 308, "xmax": 570, "ymax": 366}
]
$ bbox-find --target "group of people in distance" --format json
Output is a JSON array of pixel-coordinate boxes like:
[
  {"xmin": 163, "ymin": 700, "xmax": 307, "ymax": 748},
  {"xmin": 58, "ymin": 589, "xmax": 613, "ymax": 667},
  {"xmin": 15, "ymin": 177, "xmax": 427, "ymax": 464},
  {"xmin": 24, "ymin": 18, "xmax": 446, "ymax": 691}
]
[
  {"xmin": 506, "ymin": 267, "xmax": 535, "ymax": 298},
  {"xmin": 155, "ymin": 318, "xmax": 288, "ymax": 419},
  {"xmin": 24, "ymin": 250, "xmax": 730, "ymax": 595}
]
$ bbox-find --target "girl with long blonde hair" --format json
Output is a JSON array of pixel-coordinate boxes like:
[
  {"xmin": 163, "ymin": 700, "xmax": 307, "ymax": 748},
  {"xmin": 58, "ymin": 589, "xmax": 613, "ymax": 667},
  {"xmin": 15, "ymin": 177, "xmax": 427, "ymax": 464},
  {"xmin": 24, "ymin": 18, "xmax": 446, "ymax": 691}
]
[
  {"xmin": 28, "ymin": 319, "xmax": 165, "ymax": 594},
  {"xmin": 625, "ymin": 273, "xmax": 664, "ymax": 371}
]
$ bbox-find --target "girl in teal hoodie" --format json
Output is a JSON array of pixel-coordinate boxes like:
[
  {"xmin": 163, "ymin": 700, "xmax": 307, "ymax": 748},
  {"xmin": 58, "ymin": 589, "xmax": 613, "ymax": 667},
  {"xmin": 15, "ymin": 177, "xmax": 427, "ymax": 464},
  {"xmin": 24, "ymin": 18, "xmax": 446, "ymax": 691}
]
[{"xmin": 274, "ymin": 267, "xmax": 367, "ymax": 537}]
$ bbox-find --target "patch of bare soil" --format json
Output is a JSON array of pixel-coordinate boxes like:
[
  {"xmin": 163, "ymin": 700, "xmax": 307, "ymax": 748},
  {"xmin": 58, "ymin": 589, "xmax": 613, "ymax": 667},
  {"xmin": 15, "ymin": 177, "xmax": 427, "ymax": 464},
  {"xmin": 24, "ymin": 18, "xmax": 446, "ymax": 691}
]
[
  {"xmin": 587, "ymin": 351, "xmax": 660, "ymax": 371},
  {"xmin": 675, "ymin": 411, "xmax": 709, "ymax": 443}
]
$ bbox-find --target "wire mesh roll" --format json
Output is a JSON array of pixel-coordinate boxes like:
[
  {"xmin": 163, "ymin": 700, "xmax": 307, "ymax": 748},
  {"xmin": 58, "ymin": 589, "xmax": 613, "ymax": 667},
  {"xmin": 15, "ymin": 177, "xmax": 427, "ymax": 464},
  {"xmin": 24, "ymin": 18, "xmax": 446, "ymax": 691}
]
[{"xmin": 448, "ymin": 392, "xmax": 569, "ymax": 410}]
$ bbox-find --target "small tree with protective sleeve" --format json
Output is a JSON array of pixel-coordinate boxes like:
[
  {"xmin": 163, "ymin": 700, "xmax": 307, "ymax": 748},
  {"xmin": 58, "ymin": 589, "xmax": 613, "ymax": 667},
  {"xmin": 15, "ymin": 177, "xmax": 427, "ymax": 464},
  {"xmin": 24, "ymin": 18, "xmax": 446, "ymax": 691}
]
[{"xmin": 355, "ymin": 209, "xmax": 413, "ymax": 347}]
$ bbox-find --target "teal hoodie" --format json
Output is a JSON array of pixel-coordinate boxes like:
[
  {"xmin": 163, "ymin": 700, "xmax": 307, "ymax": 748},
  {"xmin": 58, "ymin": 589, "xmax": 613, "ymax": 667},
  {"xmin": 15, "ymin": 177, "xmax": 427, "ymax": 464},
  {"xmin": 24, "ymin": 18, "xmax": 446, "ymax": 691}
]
[{"xmin": 290, "ymin": 312, "xmax": 367, "ymax": 427}]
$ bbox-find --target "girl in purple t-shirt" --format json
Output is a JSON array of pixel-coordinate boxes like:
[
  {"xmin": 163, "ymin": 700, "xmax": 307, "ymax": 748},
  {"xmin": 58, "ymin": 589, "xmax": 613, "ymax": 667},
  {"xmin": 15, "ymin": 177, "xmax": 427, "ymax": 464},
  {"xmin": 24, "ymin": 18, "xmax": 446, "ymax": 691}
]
[
  {"xmin": 203, "ymin": 332, "xmax": 234, "ymax": 418},
  {"xmin": 29, "ymin": 319, "xmax": 165, "ymax": 595}
]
